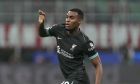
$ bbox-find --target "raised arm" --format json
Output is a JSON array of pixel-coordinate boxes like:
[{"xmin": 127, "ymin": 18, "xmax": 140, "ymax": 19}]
[{"xmin": 38, "ymin": 10, "xmax": 48, "ymax": 37}]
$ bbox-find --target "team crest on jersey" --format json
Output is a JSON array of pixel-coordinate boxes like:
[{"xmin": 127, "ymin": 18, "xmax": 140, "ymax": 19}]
[{"xmin": 70, "ymin": 44, "xmax": 77, "ymax": 51}]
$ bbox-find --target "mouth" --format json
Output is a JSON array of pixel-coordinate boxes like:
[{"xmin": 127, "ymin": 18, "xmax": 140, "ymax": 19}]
[{"xmin": 65, "ymin": 23, "xmax": 70, "ymax": 27}]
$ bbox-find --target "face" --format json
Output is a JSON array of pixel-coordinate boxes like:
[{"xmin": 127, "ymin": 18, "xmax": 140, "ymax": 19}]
[{"xmin": 65, "ymin": 11, "xmax": 81, "ymax": 30}]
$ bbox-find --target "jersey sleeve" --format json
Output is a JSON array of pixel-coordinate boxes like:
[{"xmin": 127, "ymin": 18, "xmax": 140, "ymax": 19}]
[
  {"xmin": 45, "ymin": 24, "xmax": 59, "ymax": 37},
  {"xmin": 83, "ymin": 40, "xmax": 99, "ymax": 60}
]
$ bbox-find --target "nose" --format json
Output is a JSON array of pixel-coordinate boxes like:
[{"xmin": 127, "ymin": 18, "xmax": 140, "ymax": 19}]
[{"xmin": 66, "ymin": 18, "xmax": 70, "ymax": 22}]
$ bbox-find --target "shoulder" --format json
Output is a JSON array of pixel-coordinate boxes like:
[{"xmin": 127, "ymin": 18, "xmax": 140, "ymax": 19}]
[
  {"xmin": 80, "ymin": 31, "xmax": 90, "ymax": 42},
  {"xmin": 49, "ymin": 23, "xmax": 65, "ymax": 31},
  {"xmin": 47, "ymin": 23, "xmax": 65, "ymax": 31},
  {"xmin": 79, "ymin": 31, "xmax": 95, "ymax": 46}
]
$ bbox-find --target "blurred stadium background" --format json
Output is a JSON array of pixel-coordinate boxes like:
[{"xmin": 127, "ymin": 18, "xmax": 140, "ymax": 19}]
[{"xmin": 0, "ymin": 0, "xmax": 140, "ymax": 84}]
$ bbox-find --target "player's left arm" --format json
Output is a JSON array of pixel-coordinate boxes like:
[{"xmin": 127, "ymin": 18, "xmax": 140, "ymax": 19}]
[
  {"xmin": 83, "ymin": 41, "xmax": 103, "ymax": 84},
  {"xmin": 91, "ymin": 55, "xmax": 103, "ymax": 84}
]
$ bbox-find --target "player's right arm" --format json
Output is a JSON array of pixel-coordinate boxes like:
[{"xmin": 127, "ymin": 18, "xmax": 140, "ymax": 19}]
[
  {"xmin": 38, "ymin": 10, "xmax": 48, "ymax": 37},
  {"xmin": 38, "ymin": 10, "xmax": 59, "ymax": 37}
]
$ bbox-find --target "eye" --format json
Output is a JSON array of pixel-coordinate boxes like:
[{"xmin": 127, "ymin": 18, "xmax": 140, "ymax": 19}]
[{"xmin": 70, "ymin": 16, "xmax": 74, "ymax": 19}]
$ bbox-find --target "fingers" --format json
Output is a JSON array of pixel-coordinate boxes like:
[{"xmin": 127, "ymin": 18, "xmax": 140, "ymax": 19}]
[
  {"xmin": 39, "ymin": 9, "xmax": 46, "ymax": 16},
  {"xmin": 38, "ymin": 9, "xmax": 46, "ymax": 23}
]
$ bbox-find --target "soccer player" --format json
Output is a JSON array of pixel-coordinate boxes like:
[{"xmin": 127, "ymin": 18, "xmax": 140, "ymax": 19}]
[{"xmin": 38, "ymin": 8, "xmax": 103, "ymax": 84}]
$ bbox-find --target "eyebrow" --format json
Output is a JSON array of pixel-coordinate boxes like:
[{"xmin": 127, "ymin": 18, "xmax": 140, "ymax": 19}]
[
  {"xmin": 69, "ymin": 16, "xmax": 75, "ymax": 18},
  {"xmin": 66, "ymin": 15, "xmax": 75, "ymax": 18}
]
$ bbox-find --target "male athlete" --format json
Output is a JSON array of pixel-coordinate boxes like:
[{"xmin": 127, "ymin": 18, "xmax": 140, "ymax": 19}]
[{"xmin": 38, "ymin": 8, "xmax": 103, "ymax": 84}]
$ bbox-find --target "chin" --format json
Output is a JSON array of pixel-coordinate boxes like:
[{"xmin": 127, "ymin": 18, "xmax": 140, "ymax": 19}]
[
  {"xmin": 65, "ymin": 27, "xmax": 73, "ymax": 31},
  {"xmin": 65, "ymin": 26, "xmax": 70, "ymax": 29},
  {"xmin": 65, "ymin": 27, "xmax": 71, "ymax": 31}
]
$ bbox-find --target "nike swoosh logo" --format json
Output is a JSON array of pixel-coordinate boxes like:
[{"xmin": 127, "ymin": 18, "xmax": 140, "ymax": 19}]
[{"xmin": 57, "ymin": 37, "xmax": 62, "ymax": 39}]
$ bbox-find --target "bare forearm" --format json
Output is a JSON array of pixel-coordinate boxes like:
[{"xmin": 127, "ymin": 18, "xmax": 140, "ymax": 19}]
[{"xmin": 95, "ymin": 63, "xmax": 103, "ymax": 84}]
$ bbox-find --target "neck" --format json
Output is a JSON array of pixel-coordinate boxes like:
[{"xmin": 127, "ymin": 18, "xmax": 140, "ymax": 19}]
[{"xmin": 66, "ymin": 27, "xmax": 80, "ymax": 35}]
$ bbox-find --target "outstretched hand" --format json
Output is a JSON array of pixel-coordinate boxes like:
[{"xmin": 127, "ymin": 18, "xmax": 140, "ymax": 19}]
[{"xmin": 38, "ymin": 9, "xmax": 46, "ymax": 24}]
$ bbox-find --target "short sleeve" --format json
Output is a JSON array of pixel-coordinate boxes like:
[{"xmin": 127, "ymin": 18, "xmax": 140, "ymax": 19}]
[{"xmin": 83, "ymin": 40, "xmax": 99, "ymax": 60}]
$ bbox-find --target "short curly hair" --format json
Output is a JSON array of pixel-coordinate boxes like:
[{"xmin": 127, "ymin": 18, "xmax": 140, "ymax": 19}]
[{"xmin": 69, "ymin": 8, "xmax": 84, "ymax": 20}]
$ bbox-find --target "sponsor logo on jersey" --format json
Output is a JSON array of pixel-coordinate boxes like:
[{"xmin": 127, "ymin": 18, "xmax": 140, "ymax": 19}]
[{"xmin": 57, "ymin": 46, "xmax": 74, "ymax": 59}]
